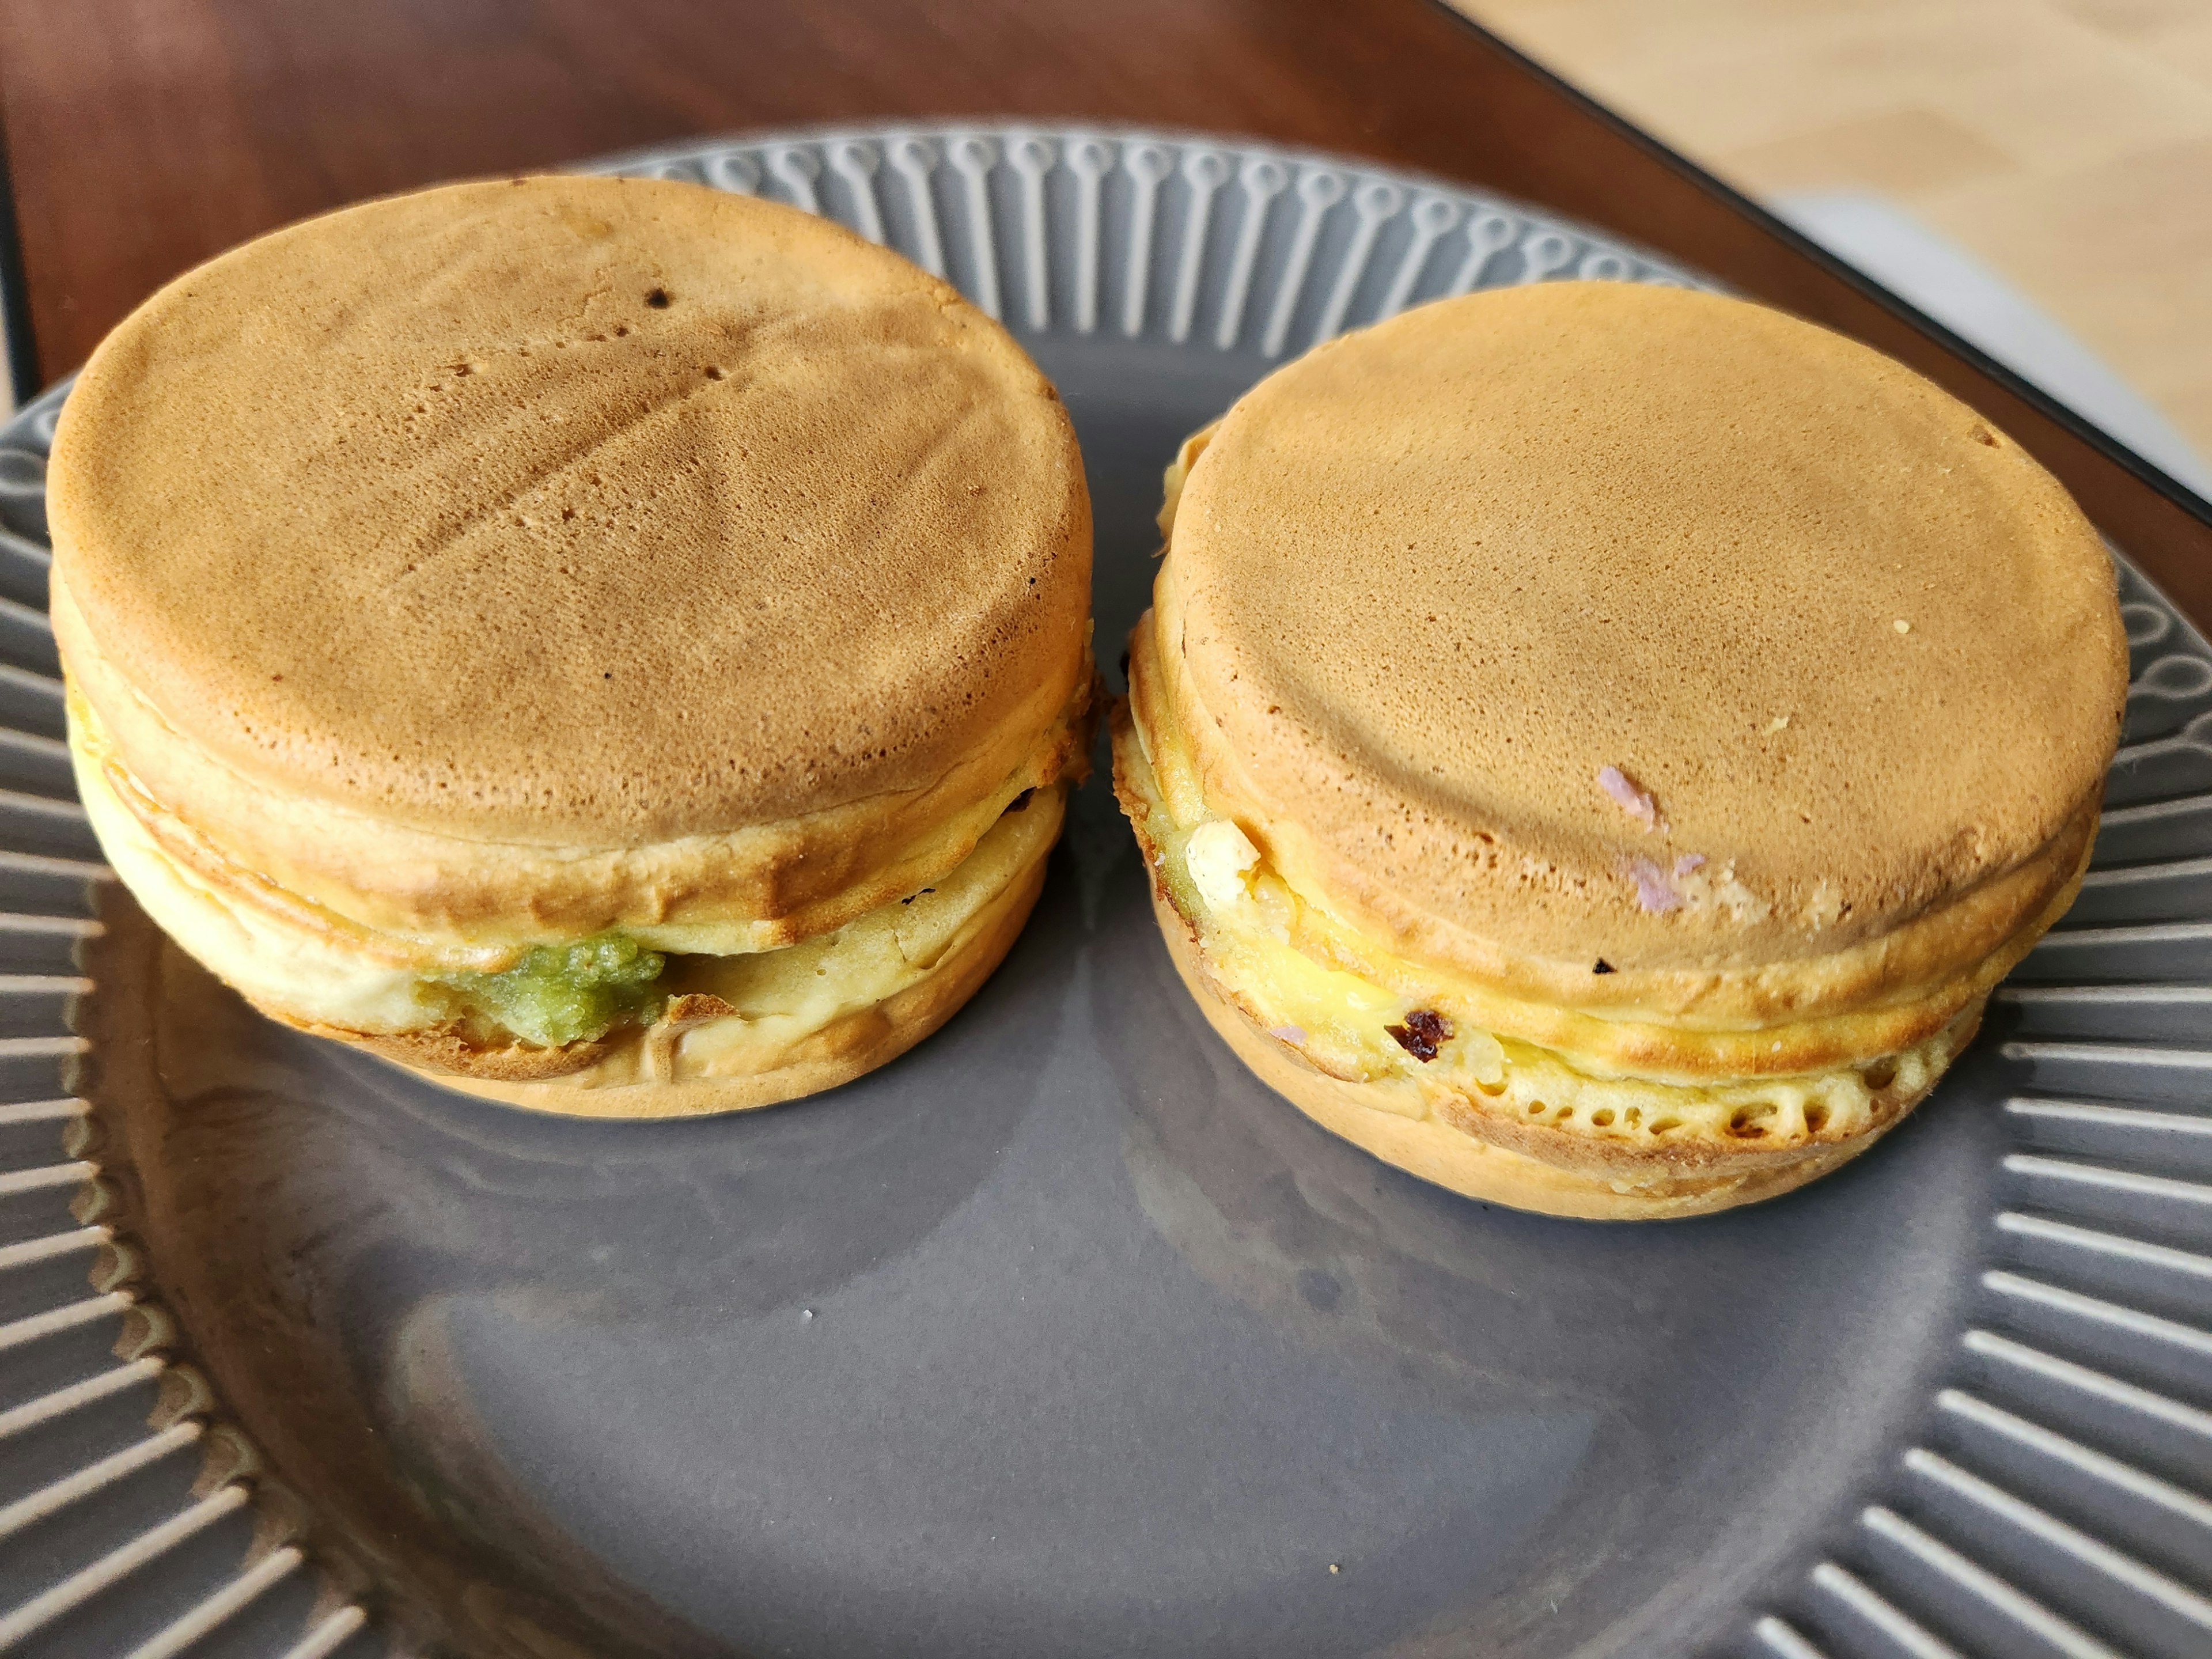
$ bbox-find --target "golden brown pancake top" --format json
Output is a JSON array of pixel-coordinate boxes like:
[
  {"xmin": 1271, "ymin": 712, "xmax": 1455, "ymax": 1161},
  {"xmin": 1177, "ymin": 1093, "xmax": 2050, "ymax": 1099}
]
[
  {"xmin": 1158, "ymin": 282, "xmax": 2126, "ymax": 971},
  {"xmin": 50, "ymin": 175, "xmax": 1090, "ymax": 844}
]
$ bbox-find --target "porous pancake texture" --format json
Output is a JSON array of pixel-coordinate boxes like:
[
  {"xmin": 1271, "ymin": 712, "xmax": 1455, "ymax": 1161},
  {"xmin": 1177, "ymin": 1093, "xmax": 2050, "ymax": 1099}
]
[
  {"xmin": 1116, "ymin": 281, "xmax": 2126, "ymax": 1216},
  {"xmin": 50, "ymin": 175, "xmax": 1094, "ymax": 1109}
]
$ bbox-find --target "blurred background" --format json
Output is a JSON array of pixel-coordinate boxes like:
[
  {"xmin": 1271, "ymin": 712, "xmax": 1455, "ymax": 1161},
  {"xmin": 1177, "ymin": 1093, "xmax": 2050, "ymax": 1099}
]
[
  {"xmin": 1451, "ymin": 0, "xmax": 2212, "ymax": 493},
  {"xmin": 2, "ymin": 1, "xmax": 2206, "ymax": 493}
]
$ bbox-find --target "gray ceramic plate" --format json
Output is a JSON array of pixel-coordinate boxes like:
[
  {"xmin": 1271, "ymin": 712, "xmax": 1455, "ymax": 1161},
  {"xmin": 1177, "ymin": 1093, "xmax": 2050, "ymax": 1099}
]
[{"xmin": 1, "ymin": 124, "xmax": 2209, "ymax": 1659}]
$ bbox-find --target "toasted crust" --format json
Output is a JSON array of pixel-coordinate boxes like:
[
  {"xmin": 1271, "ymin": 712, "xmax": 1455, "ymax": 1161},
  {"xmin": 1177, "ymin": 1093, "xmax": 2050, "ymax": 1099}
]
[
  {"xmin": 50, "ymin": 174, "xmax": 1092, "ymax": 947},
  {"xmin": 1156, "ymin": 282, "xmax": 2127, "ymax": 1006},
  {"xmin": 323, "ymin": 1023, "xmax": 612, "ymax": 1083},
  {"xmin": 1152, "ymin": 887, "xmax": 1946, "ymax": 1221}
]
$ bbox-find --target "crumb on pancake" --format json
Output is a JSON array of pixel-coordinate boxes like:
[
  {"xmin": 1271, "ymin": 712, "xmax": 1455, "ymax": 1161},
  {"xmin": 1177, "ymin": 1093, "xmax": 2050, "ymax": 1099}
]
[
  {"xmin": 1385, "ymin": 1009, "xmax": 1452, "ymax": 1062},
  {"xmin": 1625, "ymin": 857, "xmax": 1683, "ymax": 914},
  {"xmin": 1597, "ymin": 765, "xmax": 1658, "ymax": 827}
]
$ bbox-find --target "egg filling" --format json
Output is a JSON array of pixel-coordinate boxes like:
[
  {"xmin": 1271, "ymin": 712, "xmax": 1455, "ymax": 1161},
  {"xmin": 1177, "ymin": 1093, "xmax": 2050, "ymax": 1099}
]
[
  {"xmin": 70, "ymin": 683, "xmax": 1065, "ymax": 1072},
  {"xmin": 1115, "ymin": 642, "xmax": 1995, "ymax": 1154}
]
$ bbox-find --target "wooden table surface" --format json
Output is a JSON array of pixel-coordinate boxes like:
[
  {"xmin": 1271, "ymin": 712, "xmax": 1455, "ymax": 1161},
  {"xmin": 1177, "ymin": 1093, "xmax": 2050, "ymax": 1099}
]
[
  {"xmin": 1460, "ymin": 0, "xmax": 2212, "ymax": 469},
  {"xmin": 3, "ymin": 0, "xmax": 2208, "ymax": 616}
]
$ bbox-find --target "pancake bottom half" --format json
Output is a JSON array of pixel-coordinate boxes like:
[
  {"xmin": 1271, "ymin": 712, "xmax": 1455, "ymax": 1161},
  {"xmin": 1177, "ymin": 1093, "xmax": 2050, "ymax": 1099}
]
[
  {"xmin": 1114, "ymin": 619, "xmax": 2084, "ymax": 1222},
  {"xmin": 1152, "ymin": 888, "xmax": 1927, "ymax": 1222}
]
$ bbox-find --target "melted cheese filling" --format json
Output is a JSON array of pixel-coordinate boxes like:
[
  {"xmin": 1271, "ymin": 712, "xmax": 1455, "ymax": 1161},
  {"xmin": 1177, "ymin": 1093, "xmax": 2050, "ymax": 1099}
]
[
  {"xmin": 73, "ymin": 691, "xmax": 1061, "ymax": 1059},
  {"xmin": 1124, "ymin": 685, "xmax": 1975, "ymax": 1152}
]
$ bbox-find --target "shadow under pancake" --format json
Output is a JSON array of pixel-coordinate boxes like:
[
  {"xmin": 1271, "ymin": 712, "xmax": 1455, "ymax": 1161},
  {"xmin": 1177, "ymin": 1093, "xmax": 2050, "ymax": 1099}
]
[
  {"xmin": 1093, "ymin": 815, "xmax": 2013, "ymax": 1657},
  {"xmin": 79, "ymin": 857, "xmax": 1063, "ymax": 1658}
]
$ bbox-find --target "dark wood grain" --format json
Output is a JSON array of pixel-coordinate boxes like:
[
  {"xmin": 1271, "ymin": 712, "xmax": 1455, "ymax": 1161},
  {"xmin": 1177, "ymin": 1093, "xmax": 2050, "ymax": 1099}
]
[{"xmin": 3, "ymin": 0, "xmax": 2208, "ymax": 615}]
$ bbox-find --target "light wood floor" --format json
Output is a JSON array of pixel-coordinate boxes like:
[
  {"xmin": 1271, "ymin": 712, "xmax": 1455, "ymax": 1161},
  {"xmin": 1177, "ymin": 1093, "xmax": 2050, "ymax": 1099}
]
[{"xmin": 1452, "ymin": 0, "xmax": 2212, "ymax": 463}]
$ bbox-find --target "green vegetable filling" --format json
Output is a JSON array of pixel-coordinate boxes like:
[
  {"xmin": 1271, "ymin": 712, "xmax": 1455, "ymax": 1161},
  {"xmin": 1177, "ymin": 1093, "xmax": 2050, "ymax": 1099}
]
[{"xmin": 431, "ymin": 933, "xmax": 668, "ymax": 1048}]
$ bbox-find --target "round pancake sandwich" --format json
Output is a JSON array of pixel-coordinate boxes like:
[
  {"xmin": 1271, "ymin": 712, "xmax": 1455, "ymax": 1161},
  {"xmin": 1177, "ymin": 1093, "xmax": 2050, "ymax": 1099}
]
[
  {"xmin": 1114, "ymin": 281, "xmax": 2126, "ymax": 1218},
  {"xmin": 52, "ymin": 174, "xmax": 1094, "ymax": 1118}
]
